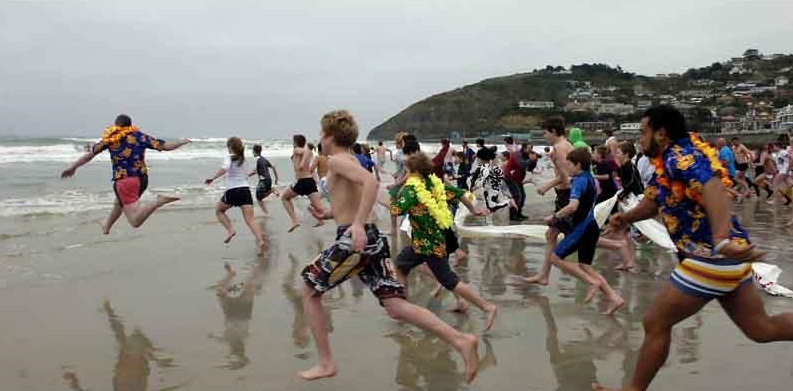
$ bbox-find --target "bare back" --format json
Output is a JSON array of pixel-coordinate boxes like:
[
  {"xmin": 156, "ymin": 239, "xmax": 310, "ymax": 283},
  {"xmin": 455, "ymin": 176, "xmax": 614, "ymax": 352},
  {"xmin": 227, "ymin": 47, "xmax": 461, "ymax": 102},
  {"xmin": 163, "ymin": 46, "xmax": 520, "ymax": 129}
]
[
  {"xmin": 551, "ymin": 138, "xmax": 574, "ymax": 190},
  {"xmin": 316, "ymin": 155, "xmax": 329, "ymax": 178},
  {"xmin": 292, "ymin": 147, "xmax": 313, "ymax": 179},
  {"xmin": 376, "ymin": 145, "xmax": 387, "ymax": 160},
  {"xmin": 326, "ymin": 154, "xmax": 369, "ymax": 226}
]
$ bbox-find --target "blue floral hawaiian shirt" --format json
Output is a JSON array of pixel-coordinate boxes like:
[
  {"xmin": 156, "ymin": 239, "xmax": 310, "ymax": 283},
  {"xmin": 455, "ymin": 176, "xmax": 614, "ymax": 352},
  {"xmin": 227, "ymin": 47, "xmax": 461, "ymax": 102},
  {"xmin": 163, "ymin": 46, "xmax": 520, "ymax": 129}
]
[
  {"xmin": 93, "ymin": 131, "xmax": 166, "ymax": 181},
  {"xmin": 645, "ymin": 137, "xmax": 750, "ymax": 259}
]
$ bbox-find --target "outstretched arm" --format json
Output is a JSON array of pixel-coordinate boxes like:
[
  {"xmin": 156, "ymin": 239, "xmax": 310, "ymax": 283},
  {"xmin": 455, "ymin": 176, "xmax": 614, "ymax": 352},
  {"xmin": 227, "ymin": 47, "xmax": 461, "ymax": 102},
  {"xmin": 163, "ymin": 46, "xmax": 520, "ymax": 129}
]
[
  {"xmin": 161, "ymin": 138, "xmax": 190, "ymax": 151},
  {"xmin": 205, "ymin": 168, "xmax": 227, "ymax": 185},
  {"xmin": 61, "ymin": 144, "xmax": 102, "ymax": 178}
]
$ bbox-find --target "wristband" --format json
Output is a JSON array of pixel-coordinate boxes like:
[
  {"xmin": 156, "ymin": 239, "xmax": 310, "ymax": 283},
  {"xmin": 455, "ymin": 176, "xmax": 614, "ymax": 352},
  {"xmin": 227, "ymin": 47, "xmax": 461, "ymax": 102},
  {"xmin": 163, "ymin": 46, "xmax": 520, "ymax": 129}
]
[{"xmin": 713, "ymin": 238, "xmax": 731, "ymax": 253}]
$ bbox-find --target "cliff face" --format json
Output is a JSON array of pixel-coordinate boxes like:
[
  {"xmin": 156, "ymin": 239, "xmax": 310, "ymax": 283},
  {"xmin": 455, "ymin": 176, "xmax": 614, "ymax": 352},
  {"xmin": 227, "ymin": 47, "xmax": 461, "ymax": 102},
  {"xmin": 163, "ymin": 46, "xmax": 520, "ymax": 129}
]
[{"xmin": 367, "ymin": 73, "xmax": 573, "ymax": 141}]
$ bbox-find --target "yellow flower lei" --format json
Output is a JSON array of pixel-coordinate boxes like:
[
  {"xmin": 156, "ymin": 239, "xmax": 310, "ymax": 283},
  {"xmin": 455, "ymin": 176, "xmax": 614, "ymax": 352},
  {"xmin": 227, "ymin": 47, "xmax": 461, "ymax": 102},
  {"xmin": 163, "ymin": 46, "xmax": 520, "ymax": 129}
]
[
  {"xmin": 652, "ymin": 133, "xmax": 734, "ymax": 205},
  {"xmin": 101, "ymin": 125, "xmax": 138, "ymax": 147},
  {"xmin": 405, "ymin": 174, "xmax": 453, "ymax": 229}
]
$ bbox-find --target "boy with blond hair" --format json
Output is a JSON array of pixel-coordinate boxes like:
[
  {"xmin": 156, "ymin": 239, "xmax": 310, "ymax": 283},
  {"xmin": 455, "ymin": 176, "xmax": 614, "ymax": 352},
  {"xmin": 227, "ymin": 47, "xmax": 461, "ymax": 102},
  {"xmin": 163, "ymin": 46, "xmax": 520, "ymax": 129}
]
[{"xmin": 299, "ymin": 110, "xmax": 480, "ymax": 383}]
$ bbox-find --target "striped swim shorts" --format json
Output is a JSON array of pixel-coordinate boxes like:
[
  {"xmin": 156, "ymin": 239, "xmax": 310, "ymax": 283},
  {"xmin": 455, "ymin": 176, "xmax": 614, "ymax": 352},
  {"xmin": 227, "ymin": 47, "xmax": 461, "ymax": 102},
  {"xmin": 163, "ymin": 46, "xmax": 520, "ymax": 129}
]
[{"xmin": 670, "ymin": 255, "xmax": 753, "ymax": 300}]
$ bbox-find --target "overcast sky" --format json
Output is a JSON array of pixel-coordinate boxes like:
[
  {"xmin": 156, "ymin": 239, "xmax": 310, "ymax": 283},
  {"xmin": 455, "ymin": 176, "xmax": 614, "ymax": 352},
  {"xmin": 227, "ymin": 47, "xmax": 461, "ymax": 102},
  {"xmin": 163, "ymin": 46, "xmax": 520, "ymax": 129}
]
[{"xmin": 1, "ymin": 1, "xmax": 791, "ymax": 139}]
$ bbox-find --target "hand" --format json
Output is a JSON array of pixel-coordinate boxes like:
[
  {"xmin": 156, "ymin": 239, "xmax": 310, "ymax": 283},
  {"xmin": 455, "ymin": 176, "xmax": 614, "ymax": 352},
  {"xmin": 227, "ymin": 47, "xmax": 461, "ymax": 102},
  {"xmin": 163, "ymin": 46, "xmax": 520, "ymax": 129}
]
[
  {"xmin": 472, "ymin": 208, "xmax": 488, "ymax": 216},
  {"xmin": 604, "ymin": 212, "xmax": 628, "ymax": 235},
  {"xmin": 717, "ymin": 241, "xmax": 766, "ymax": 262},
  {"xmin": 307, "ymin": 204, "xmax": 328, "ymax": 220},
  {"xmin": 204, "ymin": 178, "xmax": 213, "ymax": 186},
  {"xmin": 543, "ymin": 215, "xmax": 554, "ymax": 225},
  {"xmin": 509, "ymin": 199, "xmax": 517, "ymax": 209},
  {"xmin": 536, "ymin": 186, "xmax": 547, "ymax": 196},
  {"xmin": 386, "ymin": 183, "xmax": 395, "ymax": 190},
  {"xmin": 61, "ymin": 167, "xmax": 76, "ymax": 178},
  {"xmin": 348, "ymin": 223, "xmax": 367, "ymax": 252}
]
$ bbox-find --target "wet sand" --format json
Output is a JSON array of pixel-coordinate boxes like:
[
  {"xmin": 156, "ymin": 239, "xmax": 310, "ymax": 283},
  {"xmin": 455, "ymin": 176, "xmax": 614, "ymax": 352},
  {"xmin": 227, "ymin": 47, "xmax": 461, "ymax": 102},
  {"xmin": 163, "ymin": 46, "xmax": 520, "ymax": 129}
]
[{"xmin": 1, "ymin": 192, "xmax": 792, "ymax": 390}]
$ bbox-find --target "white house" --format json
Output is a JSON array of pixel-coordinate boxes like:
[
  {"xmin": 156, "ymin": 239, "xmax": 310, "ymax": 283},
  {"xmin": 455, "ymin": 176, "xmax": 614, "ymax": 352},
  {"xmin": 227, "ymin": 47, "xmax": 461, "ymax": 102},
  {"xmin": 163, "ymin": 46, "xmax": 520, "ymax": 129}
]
[
  {"xmin": 518, "ymin": 101, "xmax": 554, "ymax": 109},
  {"xmin": 776, "ymin": 76, "xmax": 789, "ymax": 87}
]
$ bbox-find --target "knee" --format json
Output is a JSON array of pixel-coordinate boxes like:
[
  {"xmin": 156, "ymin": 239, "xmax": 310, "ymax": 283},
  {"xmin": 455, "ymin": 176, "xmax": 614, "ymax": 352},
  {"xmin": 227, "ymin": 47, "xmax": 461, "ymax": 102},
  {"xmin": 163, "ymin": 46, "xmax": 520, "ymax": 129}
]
[
  {"xmin": 382, "ymin": 300, "xmax": 405, "ymax": 322},
  {"xmin": 642, "ymin": 313, "xmax": 670, "ymax": 337},
  {"xmin": 743, "ymin": 325, "xmax": 775, "ymax": 343}
]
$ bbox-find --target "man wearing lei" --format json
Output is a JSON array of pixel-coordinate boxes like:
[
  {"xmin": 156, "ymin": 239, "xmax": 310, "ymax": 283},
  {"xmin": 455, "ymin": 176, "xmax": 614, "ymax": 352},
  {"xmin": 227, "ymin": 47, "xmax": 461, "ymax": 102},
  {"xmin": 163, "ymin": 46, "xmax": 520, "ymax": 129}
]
[
  {"xmin": 61, "ymin": 114, "xmax": 190, "ymax": 234},
  {"xmin": 390, "ymin": 152, "xmax": 498, "ymax": 332},
  {"xmin": 593, "ymin": 105, "xmax": 793, "ymax": 391}
]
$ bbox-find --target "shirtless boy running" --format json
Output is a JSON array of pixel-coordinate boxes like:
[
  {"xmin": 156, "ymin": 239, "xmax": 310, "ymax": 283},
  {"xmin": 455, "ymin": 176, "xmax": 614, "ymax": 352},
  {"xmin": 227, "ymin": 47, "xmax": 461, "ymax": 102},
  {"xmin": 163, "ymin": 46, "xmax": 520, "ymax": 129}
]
[
  {"xmin": 299, "ymin": 110, "xmax": 480, "ymax": 383},
  {"xmin": 281, "ymin": 134, "xmax": 325, "ymax": 231}
]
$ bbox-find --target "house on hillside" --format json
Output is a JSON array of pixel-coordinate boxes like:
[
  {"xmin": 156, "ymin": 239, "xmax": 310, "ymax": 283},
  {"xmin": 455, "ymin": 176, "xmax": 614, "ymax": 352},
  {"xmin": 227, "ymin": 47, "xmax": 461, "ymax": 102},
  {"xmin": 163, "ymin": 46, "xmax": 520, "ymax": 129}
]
[
  {"xmin": 743, "ymin": 48, "xmax": 761, "ymax": 61},
  {"xmin": 518, "ymin": 101, "xmax": 554, "ymax": 109},
  {"xmin": 575, "ymin": 121, "xmax": 613, "ymax": 133},
  {"xmin": 776, "ymin": 76, "xmax": 789, "ymax": 87},
  {"xmin": 598, "ymin": 103, "xmax": 635, "ymax": 116}
]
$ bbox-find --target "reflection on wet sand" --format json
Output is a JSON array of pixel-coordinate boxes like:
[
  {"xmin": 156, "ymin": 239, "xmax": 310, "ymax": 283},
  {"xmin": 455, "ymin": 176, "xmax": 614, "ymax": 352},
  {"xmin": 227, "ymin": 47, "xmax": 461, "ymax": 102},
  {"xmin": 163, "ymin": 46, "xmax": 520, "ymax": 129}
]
[
  {"xmin": 284, "ymin": 253, "xmax": 336, "ymax": 353},
  {"xmin": 63, "ymin": 301, "xmax": 175, "ymax": 391},
  {"xmin": 389, "ymin": 321, "xmax": 497, "ymax": 391}
]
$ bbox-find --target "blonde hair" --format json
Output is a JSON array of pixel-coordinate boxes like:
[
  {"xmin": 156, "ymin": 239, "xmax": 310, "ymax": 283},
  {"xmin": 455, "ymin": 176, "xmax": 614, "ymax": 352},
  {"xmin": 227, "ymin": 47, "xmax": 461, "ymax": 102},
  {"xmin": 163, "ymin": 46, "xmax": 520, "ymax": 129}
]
[{"xmin": 321, "ymin": 110, "xmax": 358, "ymax": 148}]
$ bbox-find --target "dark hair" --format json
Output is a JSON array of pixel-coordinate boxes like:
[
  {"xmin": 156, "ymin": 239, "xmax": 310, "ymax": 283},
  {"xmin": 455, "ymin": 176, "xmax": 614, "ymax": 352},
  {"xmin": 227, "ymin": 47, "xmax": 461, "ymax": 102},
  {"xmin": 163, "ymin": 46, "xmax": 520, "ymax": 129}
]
[
  {"xmin": 730, "ymin": 137, "xmax": 740, "ymax": 142},
  {"xmin": 403, "ymin": 134, "xmax": 417, "ymax": 143},
  {"xmin": 252, "ymin": 144, "xmax": 262, "ymax": 155},
  {"xmin": 594, "ymin": 145, "xmax": 609, "ymax": 158},
  {"xmin": 293, "ymin": 134, "xmax": 307, "ymax": 148},
  {"xmin": 352, "ymin": 143, "xmax": 363, "ymax": 154},
  {"xmin": 475, "ymin": 138, "xmax": 485, "ymax": 147},
  {"xmin": 504, "ymin": 136, "xmax": 514, "ymax": 144},
  {"xmin": 405, "ymin": 152, "xmax": 435, "ymax": 177},
  {"xmin": 500, "ymin": 151, "xmax": 510, "ymax": 159},
  {"xmin": 476, "ymin": 146, "xmax": 497, "ymax": 161},
  {"xmin": 567, "ymin": 147, "xmax": 592, "ymax": 171},
  {"xmin": 462, "ymin": 140, "xmax": 468, "ymax": 145},
  {"xmin": 378, "ymin": 141, "xmax": 383, "ymax": 146},
  {"xmin": 402, "ymin": 140, "xmax": 421, "ymax": 155},
  {"xmin": 441, "ymin": 138, "xmax": 450, "ymax": 145},
  {"xmin": 542, "ymin": 115, "xmax": 566, "ymax": 136},
  {"xmin": 227, "ymin": 137, "xmax": 245, "ymax": 166},
  {"xmin": 307, "ymin": 142, "xmax": 315, "ymax": 151},
  {"xmin": 642, "ymin": 105, "xmax": 688, "ymax": 140},
  {"xmin": 317, "ymin": 142, "xmax": 322, "ymax": 153},
  {"xmin": 619, "ymin": 142, "xmax": 636, "ymax": 159},
  {"xmin": 115, "ymin": 114, "xmax": 132, "ymax": 127}
]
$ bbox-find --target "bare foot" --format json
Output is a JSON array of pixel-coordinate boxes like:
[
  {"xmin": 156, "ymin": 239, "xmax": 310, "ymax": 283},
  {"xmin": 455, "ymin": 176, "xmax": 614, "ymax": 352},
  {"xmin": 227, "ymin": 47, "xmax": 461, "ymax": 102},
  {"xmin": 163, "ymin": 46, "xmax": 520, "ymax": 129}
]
[
  {"xmin": 584, "ymin": 282, "xmax": 601, "ymax": 304},
  {"xmin": 312, "ymin": 221, "xmax": 324, "ymax": 228},
  {"xmin": 223, "ymin": 262, "xmax": 235, "ymax": 276},
  {"xmin": 298, "ymin": 362, "xmax": 338, "ymax": 381},
  {"xmin": 256, "ymin": 240, "xmax": 266, "ymax": 255},
  {"xmin": 592, "ymin": 382, "xmax": 638, "ymax": 391},
  {"xmin": 457, "ymin": 334, "xmax": 479, "ymax": 384},
  {"xmin": 156, "ymin": 194, "xmax": 180, "ymax": 206},
  {"xmin": 223, "ymin": 231, "xmax": 236, "ymax": 244},
  {"xmin": 451, "ymin": 300, "xmax": 470, "ymax": 314},
  {"xmin": 483, "ymin": 305, "xmax": 498, "ymax": 332},
  {"xmin": 602, "ymin": 296, "xmax": 626, "ymax": 315},
  {"xmin": 507, "ymin": 274, "xmax": 548, "ymax": 286},
  {"xmin": 288, "ymin": 224, "xmax": 300, "ymax": 233},
  {"xmin": 430, "ymin": 284, "xmax": 444, "ymax": 298}
]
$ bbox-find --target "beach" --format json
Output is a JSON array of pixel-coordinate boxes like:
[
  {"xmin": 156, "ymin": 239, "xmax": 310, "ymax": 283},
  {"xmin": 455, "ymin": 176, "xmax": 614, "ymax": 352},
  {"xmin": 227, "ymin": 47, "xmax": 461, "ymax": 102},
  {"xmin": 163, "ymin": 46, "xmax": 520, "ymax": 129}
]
[{"xmin": 1, "ymin": 138, "xmax": 793, "ymax": 390}]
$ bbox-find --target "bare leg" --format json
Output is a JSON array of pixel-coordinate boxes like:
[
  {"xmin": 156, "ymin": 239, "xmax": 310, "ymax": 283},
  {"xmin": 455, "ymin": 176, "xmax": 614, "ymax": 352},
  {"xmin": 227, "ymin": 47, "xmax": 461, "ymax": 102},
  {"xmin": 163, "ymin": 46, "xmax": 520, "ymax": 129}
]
[
  {"xmin": 122, "ymin": 194, "xmax": 180, "ymax": 228},
  {"xmin": 241, "ymin": 205, "xmax": 265, "ymax": 254},
  {"xmin": 256, "ymin": 197, "xmax": 269, "ymax": 217},
  {"xmin": 299, "ymin": 285, "xmax": 337, "ymax": 381},
  {"xmin": 216, "ymin": 262, "xmax": 236, "ymax": 296},
  {"xmin": 452, "ymin": 282, "xmax": 498, "ymax": 331},
  {"xmin": 383, "ymin": 298, "xmax": 480, "ymax": 383},
  {"xmin": 580, "ymin": 264, "xmax": 625, "ymax": 314},
  {"xmin": 719, "ymin": 281, "xmax": 793, "ymax": 342},
  {"xmin": 214, "ymin": 201, "xmax": 236, "ymax": 243},
  {"xmin": 592, "ymin": 283, "xmax": 708, "ymax": 391},
  {"xmin": 307, "ymin": 192, "xmax": 325, "ymax": 227},
  {"xmin": 518, "ymin": 228, "xmax": 558, "ymax": 285},
  {"xmin": 547, "ymin": 255, "xmax": 601, "ymax": 303},
  {"xmin": 103, "ymin": 200, "xmax": 124, "ymax": 234},
  {"xmin": 599, "ymin": 235, "xmax": 637, "ymax": 272},
  {"xmin": 281, "ymin": 187, "xmax": 300, "ymax": 232}
]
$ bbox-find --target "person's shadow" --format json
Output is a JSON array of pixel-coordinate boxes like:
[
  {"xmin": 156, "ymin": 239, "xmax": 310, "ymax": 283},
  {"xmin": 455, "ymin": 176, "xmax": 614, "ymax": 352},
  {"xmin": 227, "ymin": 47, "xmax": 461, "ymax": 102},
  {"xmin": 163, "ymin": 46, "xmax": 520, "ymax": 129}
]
[{"xmin": 63, "ymin": 300, "xmax": 175, "ymax": 391}]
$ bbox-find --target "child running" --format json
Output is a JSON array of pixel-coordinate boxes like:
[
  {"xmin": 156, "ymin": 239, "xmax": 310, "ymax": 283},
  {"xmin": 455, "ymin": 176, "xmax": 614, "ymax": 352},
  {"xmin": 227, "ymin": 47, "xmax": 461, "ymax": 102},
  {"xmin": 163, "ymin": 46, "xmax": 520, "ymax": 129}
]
[
  {"xmin": 468, "ymin": 146, "xmax": 516, "ymax": 213},
  {"xmin": 61, "ymin": 114, "xmax": 190, "ymax": 234},
  {"xmin": 204, "ymin": 137, "xmax": 266, "ymax": 254},
  {"xmin": 300, "ymin": 110, "xmax": 480, "ymax": 383},
  {"xmin": 249, "ymin": 144, "xmax": 279, "ymax": 217},
  {"xmin": 391, "ymin": 152, "xmax": 498, "ymax": 330},
  {"xmin": 513, "ymin": 148, "xmax": 625, "ymax": 315}
]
